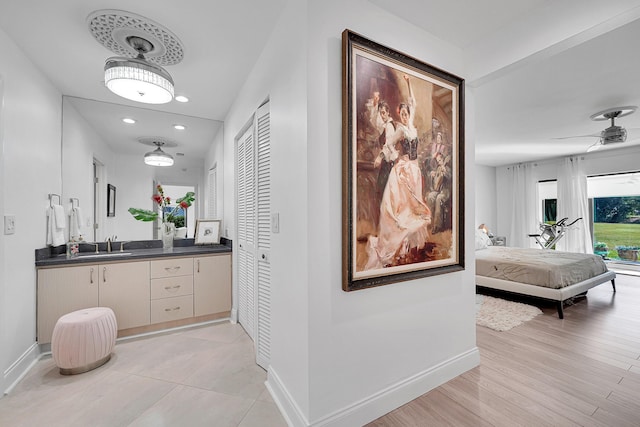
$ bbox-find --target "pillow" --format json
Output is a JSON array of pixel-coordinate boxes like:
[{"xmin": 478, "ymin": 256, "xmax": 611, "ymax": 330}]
[{"xmin": 475, "ymin": 229, "xmax": 492, "ymax": 250}]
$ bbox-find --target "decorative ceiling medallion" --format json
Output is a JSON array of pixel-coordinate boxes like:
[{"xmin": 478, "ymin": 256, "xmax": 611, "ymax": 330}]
[
  {"xmin": 87, "ymin": 9, "xmax": 184, "ymax": 66},
  {"xmin": 138, "ymin": 136, "xmax": 179, "ymax": 148}
]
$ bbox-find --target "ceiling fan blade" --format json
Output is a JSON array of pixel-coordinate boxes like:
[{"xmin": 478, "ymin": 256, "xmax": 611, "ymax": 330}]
[
  {"xmin": 586, "ymin": 141, "xmax": 602, "ymax": 152},
  {"xmin": 552, "ymin": 133, "xmax": 600, "ymax": 140}
]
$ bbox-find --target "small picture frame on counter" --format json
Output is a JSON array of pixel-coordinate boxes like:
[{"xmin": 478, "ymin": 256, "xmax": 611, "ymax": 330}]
[{"xmin": 194, "ymin": 219, "xmax": 221, "ymax": 245}]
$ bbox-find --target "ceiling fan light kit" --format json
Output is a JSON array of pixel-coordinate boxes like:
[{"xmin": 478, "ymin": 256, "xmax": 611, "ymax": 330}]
[
  {"xmin": 88, "ymin": 10, "xmax": 184, "ymax": 104},
  {"xmin": 560, "ymin": 106, "xmax": 638, "ymax": 152},
  {"xmin": 104, "ymin": 53, "xmax": 174, "ymax": 104},
  {"xmin": 144, "ymin": 141, "xmax": 174, "ymax": 167},
  {"xmin": 590, "ymin": 105, "xmax": 637, "ymax": 151}
]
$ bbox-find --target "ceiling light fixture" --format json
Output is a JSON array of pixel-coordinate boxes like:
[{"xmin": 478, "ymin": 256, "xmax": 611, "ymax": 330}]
[
  {"xmin": 144, "ymin": 141, "xmax": 174, "ymax": 166},
  {"xmin": 104, "ymin": 36, "xmax": 174, "ymax": 104},
  {"xmin": 122, "ymin": 118, "xmax": 136, "ymax": 124},
  {"xmin": 174, "ymin": 95, "xmax": 189, "ymax": 103},
  {"xmin": 173, "ymin": 124, "xmax": 186, "ymax": 130}
]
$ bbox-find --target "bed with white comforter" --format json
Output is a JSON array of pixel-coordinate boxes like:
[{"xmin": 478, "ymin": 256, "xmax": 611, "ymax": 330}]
[{"xmin": 475, "ymin": 233, "xmax": 616, "ymax": 318}]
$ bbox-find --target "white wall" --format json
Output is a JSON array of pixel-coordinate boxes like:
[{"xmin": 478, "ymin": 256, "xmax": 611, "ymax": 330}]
[
  {"xmin": 0, "ymin": 26, "xmax": 62, "ymax": 392},
  {"xmin": 475, "ymin": 164, "xmax": 497, "ymax": 232},
  {"xmin": 213, "ymin": 0, "xmax": 479, "ymax": 425},
  {"xmin": 496, "ymin": 145, "xmax": 640, "ymax": 243}
]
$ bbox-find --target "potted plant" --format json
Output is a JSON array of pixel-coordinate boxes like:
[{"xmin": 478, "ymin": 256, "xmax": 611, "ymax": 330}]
[
  {"xmin": 128, "ymin": 185, "xmax": 195, "ymax": 248},
  {"xmin": 615, "ymin": 245, "xmax": 640, "ymax": 261},
  {"xmin": 593, "ymin": 242, "xmax": 609, "ymax": 257}
]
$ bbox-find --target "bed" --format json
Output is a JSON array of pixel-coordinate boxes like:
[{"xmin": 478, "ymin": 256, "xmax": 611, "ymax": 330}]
[{"xmin": 474, "ymin": 231, "xmax": 616, "ymax": 318}]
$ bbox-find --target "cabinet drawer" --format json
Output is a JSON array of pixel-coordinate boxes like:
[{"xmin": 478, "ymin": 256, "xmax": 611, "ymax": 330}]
[
  {"xmin": 151, "ymin": 295, "xmax": 194, "ymax": 323},
  {"xmin": 151, "ymin": 258, "xmax": 193, "ymax": 278},
  {"xmin": 151, "ymin": 276, "xmax": 193, "ymax": 300}
]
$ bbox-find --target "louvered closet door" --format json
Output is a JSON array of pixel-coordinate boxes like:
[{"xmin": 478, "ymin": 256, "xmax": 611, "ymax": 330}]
[
  {"xmin": 255, "ymin": 103, "xmax": 271, "ymax": 369},
  {"xmin": 237, "ymin": 125, "xmax": 256, "ymax": 341}
]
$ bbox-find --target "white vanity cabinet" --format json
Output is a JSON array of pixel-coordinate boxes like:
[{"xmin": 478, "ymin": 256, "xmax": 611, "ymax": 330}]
[
  {"xmin": 37, "ymin": 261, "xmax": 150, "ymax": 343},
  {"xmin": 37, "ymin": 264, "xmax": 100, "ymax": 344},
  {"xmin": 150, "ymin": 258, "xmax": 194, "ymax": 323},
  {"xmin": 194, "ymin": 254, "xmax": 231, "ymax": 316},
  {"xmin": 98, "ymin": 261, "xmax": 151, "ymax": 330},
  {"xmin": 37, "ymin": 251, "xmax": 232, "ymax": 344}
]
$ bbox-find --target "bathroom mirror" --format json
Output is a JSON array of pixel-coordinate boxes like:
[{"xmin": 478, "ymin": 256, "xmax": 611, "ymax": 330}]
[{"xmin": 61, "ymin": 96, "xmax": 223, "ymax": 243}]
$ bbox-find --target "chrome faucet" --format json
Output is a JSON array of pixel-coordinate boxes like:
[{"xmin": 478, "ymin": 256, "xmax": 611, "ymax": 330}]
[{"xmin": 106, "ymin": 235, "xmax": 117, "ymax": 253}]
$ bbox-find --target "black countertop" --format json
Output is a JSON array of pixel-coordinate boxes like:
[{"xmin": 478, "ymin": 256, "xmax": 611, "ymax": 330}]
[{"xmin": 36, "ymin": 238, "xmax": 232, "ymax": 267}]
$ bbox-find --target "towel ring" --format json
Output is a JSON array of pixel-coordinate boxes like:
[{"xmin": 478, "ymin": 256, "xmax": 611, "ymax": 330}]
[{"xmin": 49, "ymin": 193, "xmax": 61, "ymax": 207}]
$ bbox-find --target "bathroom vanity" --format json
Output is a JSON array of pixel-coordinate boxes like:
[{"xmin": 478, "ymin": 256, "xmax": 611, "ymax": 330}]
[{"xmin": 35, "ymin": 240, "xmax": 231, "ymax": 344}]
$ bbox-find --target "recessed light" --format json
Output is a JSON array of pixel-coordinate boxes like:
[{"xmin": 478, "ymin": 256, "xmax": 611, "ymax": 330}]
[
  {"xmin": 173, "ymin": 124, "xmax": 186, "ymax": 130},
  {"xmin": 122, "ymin": 118, "xmax": 136, "ymax": 124},
  {"xmin": 175, "ymin": 95, "xmax": 189, "ymax": 103}
]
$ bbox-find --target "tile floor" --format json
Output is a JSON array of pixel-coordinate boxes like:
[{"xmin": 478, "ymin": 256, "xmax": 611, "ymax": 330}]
[{"xmin": 0, "ymin": 321, "xmax": 288, "ymax": 427}]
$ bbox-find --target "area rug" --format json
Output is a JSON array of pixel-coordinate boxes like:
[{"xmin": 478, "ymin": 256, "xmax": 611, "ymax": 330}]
[{"xmin": 475, "ymin": 294, "xmax": 542, "ymax": 331}]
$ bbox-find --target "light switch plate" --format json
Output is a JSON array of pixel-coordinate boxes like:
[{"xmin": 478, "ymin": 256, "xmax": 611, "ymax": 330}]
[{"xmin": 4, "ymin": 215, "xmax": 15, "ymax": 235}]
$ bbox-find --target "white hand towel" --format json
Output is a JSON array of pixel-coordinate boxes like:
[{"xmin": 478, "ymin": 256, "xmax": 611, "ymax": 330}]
[
  {"xmin": 74, "ymin": 207, "xmax": 84, "ymax": 230},
  {"xmin": 46, "ymin": 207, "xmax": 54, "ymax": 245},
  {"xmin": 53, "ymin": 204, "xmax": 66, "ymax": 229},
  {"xmin": 47, "ymin": 207, "xmax": 65, "ymax": 246},
  {"xmin": 69, "ymin": 209, "xmax": 80, "ymax": 241}
]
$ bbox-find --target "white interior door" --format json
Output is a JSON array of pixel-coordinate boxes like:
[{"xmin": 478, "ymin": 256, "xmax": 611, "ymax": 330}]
[
  {"xmin": 235, "ymin": 102, "xmax": 272, "ymax": 370},
  {"xmin": 255, "ymin": 103, "xmax": 271, "ymax": 369},
  {"xmin": 236, "ymin": 123, "xmax": 257, "ymax": 342}
]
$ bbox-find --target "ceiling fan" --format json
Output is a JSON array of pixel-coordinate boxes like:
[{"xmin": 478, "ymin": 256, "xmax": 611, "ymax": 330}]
[{"xmin": 556, "ymin": 106, "xmax": 638, "ymax": 152}]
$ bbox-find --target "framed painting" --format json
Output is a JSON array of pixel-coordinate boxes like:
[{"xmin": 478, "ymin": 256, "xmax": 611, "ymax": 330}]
[
  {"xmin": 194, "ymin": 219, "xmax": 221, "ymax": 245},
  {"xmin": 342, "ymin": 29, "xmax": 465, "ymax": 291},
  {"xmin": 107, "ymin": 184, "xmax": 116, "ymax": 217}
]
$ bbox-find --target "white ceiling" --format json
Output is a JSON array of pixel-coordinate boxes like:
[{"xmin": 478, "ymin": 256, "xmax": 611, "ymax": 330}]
[{"xmin": 2, "ymin": 0, "xmax": 640, "ymax": 169}]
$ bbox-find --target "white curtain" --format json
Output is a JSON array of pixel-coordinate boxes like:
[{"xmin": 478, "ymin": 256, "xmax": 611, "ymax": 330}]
[
  {"xmin": 509, "ymin": 163, "xmax": 538, "ymax": 248},
  {"xmin": 557, "ymin": 157, "xmax": 593, "ymax": 253}
]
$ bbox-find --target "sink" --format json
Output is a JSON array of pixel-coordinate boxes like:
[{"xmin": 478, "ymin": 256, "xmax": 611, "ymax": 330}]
[{"xmin": 77, "ymin": 252, "xmax": 132, "ymax": 258}]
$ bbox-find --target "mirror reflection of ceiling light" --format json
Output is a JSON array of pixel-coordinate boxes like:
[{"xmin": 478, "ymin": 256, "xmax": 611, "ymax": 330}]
[
  {"xmin": 173, "ymin": 124, "xmax": 186, "ymax": 130},
  {"xmin": 122, "ymin": 118, "xmax": 136, "ymax": 124},
  {"xmin": 144, "ymin": 141, "xmax": 174, "ymax": 167}
]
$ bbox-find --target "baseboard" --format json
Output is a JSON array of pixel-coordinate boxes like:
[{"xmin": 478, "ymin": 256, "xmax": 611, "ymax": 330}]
[
  {"xmin": 2, "ymin": 342, "xmax": 41, "ymax": 396},
  {"xmin": 267, "ymin": 347, "xmax": 480, "ymax": 427},
  {"xmin": 267, "ymin": 369, "xmax": 309, "ymax": 427}
]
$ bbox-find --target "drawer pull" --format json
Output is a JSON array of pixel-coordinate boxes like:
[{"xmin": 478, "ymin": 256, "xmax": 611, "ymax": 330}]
[
  {"xmin": 164, "ymin": 285, "xmax": 181, "ymax": 292},
  {"xmin": 164, "ymin": 266, "xmax": 181, "ymax": 273},
  {"xmin": 90, "ymin": 267, "xmax": 94, "ymax": 284},
  {"xmin": 164, "ymin": 306, "xmax": 181, "ymax": 312}
]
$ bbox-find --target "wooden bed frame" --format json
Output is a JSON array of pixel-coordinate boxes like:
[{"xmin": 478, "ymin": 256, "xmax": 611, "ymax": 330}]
[{"xmin": 476, "ymin": 270, "xmax": 616, "ymax": 319}]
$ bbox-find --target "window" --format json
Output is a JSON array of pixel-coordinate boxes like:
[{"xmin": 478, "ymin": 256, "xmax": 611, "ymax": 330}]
[{"xmin": 538, "ymin": 172, "xmax": 640, "ymax": 262}]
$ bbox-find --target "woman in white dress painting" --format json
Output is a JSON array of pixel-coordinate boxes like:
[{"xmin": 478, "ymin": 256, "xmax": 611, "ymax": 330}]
[{"xmin": 365, "ymin": 74, "xmax": 432, "ymax": 269}]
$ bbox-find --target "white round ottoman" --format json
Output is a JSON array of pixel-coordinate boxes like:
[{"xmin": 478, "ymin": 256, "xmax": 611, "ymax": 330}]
[{"xmin": 51, "ymin": 307, "xmax": 117, "ymax": 375}]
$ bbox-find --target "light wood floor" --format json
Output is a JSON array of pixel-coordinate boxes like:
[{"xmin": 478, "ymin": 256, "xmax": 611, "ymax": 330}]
[{"xmin": 369, "ymin": 273, "xmax": 640, "ymax": 426}]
